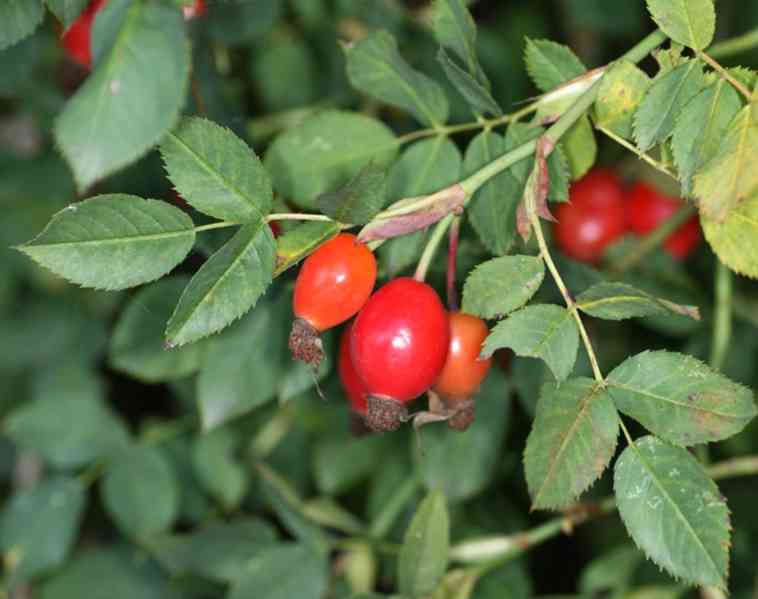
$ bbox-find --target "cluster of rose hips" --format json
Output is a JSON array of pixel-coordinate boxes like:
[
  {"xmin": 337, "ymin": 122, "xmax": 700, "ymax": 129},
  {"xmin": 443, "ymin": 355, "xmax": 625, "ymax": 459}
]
[
  {"xmin": 554, "ymin": 168, "xmax": 701, "ymax": 264},
  {"xmin": 62, "ymin": 0, "xmax": 206, "ymax": 70},
  {"xmin": 289, "ymin": 234, "xmax": 492, "ymax": 433}
]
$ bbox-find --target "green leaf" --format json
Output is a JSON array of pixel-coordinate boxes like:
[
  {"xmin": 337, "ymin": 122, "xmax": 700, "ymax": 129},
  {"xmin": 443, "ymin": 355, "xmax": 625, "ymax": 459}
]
[
  {"xmin": 0, "ymin": 477, "xmax": 85, "ymax": 584},
  {"xmin": 273, "ymin": 221, "xmax": 340, "ymax": 278},
  {"xmin": 524, "ymin": 378, "xmax": 618, "ymax": 510},
  {"xmin": 481, "ymin": 304, "xmax": 578, "ymax": 382},
  {"xmin": 576, "ymin": 282, "xmax": 700, "ymax": 321},
  {"xmin": 40, "ymin": 547, "xmax": 176, "ymax": 599},
  {"xmin": 345, "ymin": 30, "xmax": 449, "ymax": 127},
  {"xmin": 17, "ymin": 195, "xmax": 195, "ymax": 291},
  {"xmin": 672, "ymin": 80, "xmax": 742, "ymax": 196},
  {"xmin": 462, "ymin": 255, "xmax": 545, "ymax": 319},
  {"xmin": 166, "ymin": 221, "xmax": 275, "ymax": 347},
  {"xmin": 317, "ymin": 163, "xmax": 387, "ymax": 225},
  {"xmin": 196, "ymin": 288, "xmax": 288, "ymax": 430},
  {"xmin": 44, "ymin": 0, "xmax": 89, "ymax": 28},
  {"xmin": 264, "ymin": 110, "xmax": 398, "ymax": 210},
  {"xmin": 646, "ymin": 0, "xmax": 715, "ymax": 50},
  {"xmin": 594, "ymin": 61, "xmax": 651, "ymax": 140},
  {"xmin": 0, "ymin": 0, "xmax": 44, "ymax": 50},
  {"xmin": 54, "ymin": 0, "xmax": 190, "ymax": 191},
  {"xmin": 398, "ymin": 491, "xmax": 450, "ymax": 598},
  {"xmin": 432, "ymin": 0, "xmax": 483, "ymax": 83},
  {"xmin": 634, "ymin": 61, "xmax": 705, "ymax": 151},
  {"xmin": 229, "ymin": 543, "xmax": 328, "ymax": 599},
  {"xmin": 524, "ymin": 38, "xmax": 586, "ymax": 93},
  {"xmin": 695, "ymin": 106, "xmax": 758, "ymax": 222},
  {"xmin": 387, "ymin": 136, "xmax": 463, "ymax": 202},
  {"xmin": 160, "ymin": 117, "xmax": 273, "ymax": 223},
  {"xmin": 192, "ymin": 428, "xmax": 248, "ymax": 511},
  {"xmin": 313, "ymin": 435, "xmax": 390, "ymax": 497},
  {"xmin": 438, "ymin": 48, "xmax": 502, "ymax": 117},
  {"xmin": 101, "ymin": 445, "xmax": 179, "ymax": 539},
  {"xmin": 147, "ymin": 519, "xmax": 279, "ymax": 583},
  {"xmin": 5, "ymin": 365, "xmax": 130, "ymax": 469},
  {"xmin": 109, "ymin": 277, "xmax": 207, "ymax": 382},
  {"xmin": 251, "ymin": 34, "xmax": 319, "ymax": 111},
  {"xmin": 614, "ymin": 436, "xmax": 730, "ymax": 588},
  {"xmin": 416, "ymin": 369, "xmax": 511, "ymax": 502},
  {"xmin": 607, "ymin": 350, "xmax": 757, "ymax": 446},
  {"xmin": 701, "ymin": 192, "xmax": 758, "ymax": 278},
  {"xmin": 562, "ymin": 116, "xmax": 597, "ymax": 180}
]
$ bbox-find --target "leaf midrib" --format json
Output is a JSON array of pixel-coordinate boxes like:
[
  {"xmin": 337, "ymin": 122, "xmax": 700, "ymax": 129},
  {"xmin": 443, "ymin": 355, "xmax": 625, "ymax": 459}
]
[{"xmin": 23, "ymin": 228, "xmax": 194, "ymax": 248}]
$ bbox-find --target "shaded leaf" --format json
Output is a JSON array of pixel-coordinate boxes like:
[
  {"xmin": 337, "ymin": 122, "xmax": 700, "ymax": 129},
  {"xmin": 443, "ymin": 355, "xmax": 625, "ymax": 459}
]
[
  {"xmin": 576, "ymin": 282, "xmax": 700, "ymax": 321},
  {"xmin": 672, "ymin": 80, "xmax": 742, "ymax": 196},
  {"xmin": 264, "ymin": 110, "xmax": 397, "ymax": 210},
  {"xmin": 274, "ymin": 221, "xmax": 340, "ymax": 278},
  {"xmin": 614, "ymin": 436, "xmax": 729, "ymax": 588},
  {"xmin": 701, "ymin": 192, "xmax": 758, "ymax": 278},
  {"xmin": 695, "ymin": 106, "xmax": 758, "ymax": 222},
  {"xmin": 192, "ymin": 428, "xmax": 248, "ymax": 511},
  {"xmin": 17, "ymin": 195, "xmax": 195, "ymax": 291},
  {"xmin": 524, "ymin": 378, "xmax": 618, "ymax": 509},
  {"xmin": 524, "ymin": 38, "xmax": 586, "ymax": 93},
  {"xmin": 634, "ymin": 61, "xmax": 705, "ymax": 151},
  {"xmin": 607, "ymin": 350, "xmax": 756, "ymax": 446},
  {"xmin": 0, "ymin": 477, "xmax": 85, "ymax": 584},
  {"xmin": 388, "ymin": 136, "xmax": 463, "ymax": 202},
  {"xmin": 462, "ymin": 255, "xmax": 545, "ymax": 319},
  {"xmin": 160, "ymin": 117, "xmax": 272, "ymax": 223},
  {"xmin": 0, "ymin": 0, "xmax": 44, "ymax": 50},
  {"xmin": 45, "ymin": 0, "xmax": 89, "ymax": 28},
  {"xmin": 55, "ymin": 0, "xmax": 190, "ymax": 190},
  {"xmin": 481, "ymin": 304, "xmax": 578, "ymax": 382},
  {"xmin": 398, "ymin": 491, "xmax": 450, "ymax": 597},
  {"xmin": 317, "ymin": 163, "xmax": 387, "ymax": 224},
  {"xmin": 438, "ymin": 48, "xmax": 502, "ymax": 117},
  {"xmin": 646, "ymin": 0, "xmax": 715, "ymax": 50},
  {"xmin": 313, "ymin": 435, "xmax": 390, "ymax": 497},
  {"xmin": 166, "ymin": 221, "xmax": 275, "ymax": 347},
  {"xmin": 562, "ymin": 116, "xmax": 597, "ymax": 180},
  {"xmin": 594, "ymin": 61, "xmax": 651, "ymax": 140},
  {"xmin": 101, "ymin": 445, "xmax": 179, "ymax": 539},
  {"xmin": 345, "ymin": 30, "xmax": 449, "ymax": 127}
]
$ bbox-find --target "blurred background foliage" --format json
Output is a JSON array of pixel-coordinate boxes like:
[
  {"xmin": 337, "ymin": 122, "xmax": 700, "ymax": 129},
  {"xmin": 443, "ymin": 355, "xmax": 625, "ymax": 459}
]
[{"xmin": 1, "ymin": 1, "xmax": 758, "ymax": 598}]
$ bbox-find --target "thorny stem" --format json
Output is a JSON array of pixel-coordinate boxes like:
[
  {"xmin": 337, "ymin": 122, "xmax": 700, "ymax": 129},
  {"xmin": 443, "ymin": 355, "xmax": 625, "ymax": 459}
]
[
  {"xmin": 414, "ymin": 214, "xmax": 455, "ymax": 282},
  {"xmin": 598, "ymin": 126, "xmax": 676, "ymax": 178},
  {"xmin": 709, "ymin": 260, "xmax": 734, "ymax": 371},
  {"xmin": 698, "ymin": 50, "xmax": 754, "ymax": 100},
  {"xmin": 710, "ymin": 26, "xmax": 758, "ymax": 59},
  {"xmin": 447, "ymin": 216, "xmax": 461, "ymax": 311}
]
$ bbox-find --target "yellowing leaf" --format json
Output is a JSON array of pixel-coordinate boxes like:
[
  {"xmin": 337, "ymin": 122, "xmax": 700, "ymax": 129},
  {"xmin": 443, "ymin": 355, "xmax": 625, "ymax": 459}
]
[{"xmin": 701, "ymin": 191, "xmax": 758, "ymax": 278}]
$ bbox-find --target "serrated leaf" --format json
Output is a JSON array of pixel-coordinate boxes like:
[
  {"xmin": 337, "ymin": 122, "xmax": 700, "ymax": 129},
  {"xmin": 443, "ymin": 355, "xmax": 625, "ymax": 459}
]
[
  {"xmin": 160, "ymin": 117, "xmax": 272, "ymax": 223},
  {"xmin": 701, "ymin": 192, "xmax": 758, "ymax": 278},
  {"xmin": 524, "ymin": 38, "xmax": 586, "ymax": 93},
  {"xmin": 562, "ymin": 116, "xmax": 597, "ymax": 180},
  {"xmin": 671, "ymin": 81, "xmax": 742, "ymax": 196},
  {"xmin": 5, "ymin": 365, "xmax": 130, "ymax": 469},
  {"xmin": 594, "ymin": 61, "xmax": 652, "ymax": 140},
  {"xmin": 462, "ymin": 255, "xmax": 545, "ymax": 319},
  {"xmin": 345, "ymin": 30, "xmax": 449, "ymax": 127},
  {"xmin": 192, "ymin": 428, "xmax": 248, "ymax": 511},
  {"xmin": 196, "ymin": 289, "xmax": 288, "ymax": 430},
  {"xmin": 264, "ymin": 110, "xmax": 398, "ymax": 210},
  {"xmin": 55, "ymin": 0, "xmax": 190, "ymax": 191},
  {"xmin": 317, "ymin": 163, "xmax": 387, "ymax": 224},
  {"xmin": 110, "ymin": 277, "xmax": 207, "ymax": 382},
  {"xmin": 0, "ymin": 477, "xmax": 85, "ymax": 585},
  {"xmin": 438, "ymin": 48, "xmax": 502, "ymax": 117},
  {"xmin": 45, "ymin": 0, "xmax": 89, "ymax": 28},
  {"xmin": 481, "ymin": 304, "xmax": 578, "ymax": 382},
  {"xmin": 166, "ymin": 221, "xmax": 275, "ymax": 347},
  {"xmin": 548, "ymin": 143, "xmax": 570, "ymax": 203},
  {"xmin": 524, "ymin": 378, "xmax": 618, "ymax": 510},
  {"xmin": 576, "ymin": 282, "xmax": 700, "ymax": 321},
  {"xmin": 646, "ymin": 0, "xmax": 715, "ymax": 50},
  {"xmin": 614, "ymin": 436, "xmax": 729, "ymax": 588},
  {"xmin": 634, "ymin": 61, "xmax": 705, "ymax": 151},
  {"xmin": 0, "ymin": 0, "xmax": 44, "ymax": 50},
  {"xmin": 147, "ymin": 519, "xmax": 279, "ymax": 582},
  {"xmin": 274, "ymin": 221, "xmax": 340, "ymax": 278},
  {"xmin": 694, "ymin": 107, "xmax": 758, "ymax": 222},
  {"xmin": 228, "ymin": 543, "xmax": 328, "ymax": 599},
  {"xmin": 398, "ymin": 491, "xmax": 449, "ymax": 598},
  {"xmin": 17, "ymin": 195, "xmax": 195, "ymax": 291},
  {"xmin": 101, "ymin": 445, "xmax": 179, "ymax": 539},
  {"xmin": 607, "ymin": 350, "xmax": 756, "ymax": 446},
  {"xmin": 432, "ymin": 0, "xmax": 486, "ymax": 84}
]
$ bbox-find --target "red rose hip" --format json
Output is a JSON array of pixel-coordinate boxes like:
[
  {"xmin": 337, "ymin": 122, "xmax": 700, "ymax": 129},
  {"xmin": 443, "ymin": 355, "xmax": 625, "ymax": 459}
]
[
  {"xmin": 626, "ymin": 182, "xmax": 701, "ymax": 259},
  {"xmin": 554, "ymin": 168, "xmax": 627, "ymax": 263},
  {"xmin": 61, "ymin": 0, "xmax": 107, "ymax": 70},
  {"xmin": 350, "ymin": 277, "xmax": 450, "ymax": 432},
  {"xmin": 183, "ymin": 0, "xmax": 206, "ymax": 20},
  {"xmin": 289, "ymin": 233, "xmax": 376, "ymax": 367}
]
